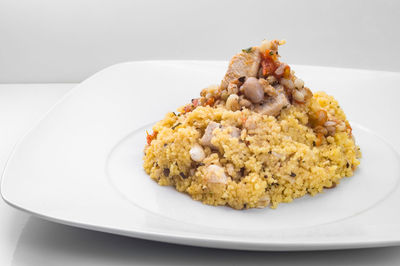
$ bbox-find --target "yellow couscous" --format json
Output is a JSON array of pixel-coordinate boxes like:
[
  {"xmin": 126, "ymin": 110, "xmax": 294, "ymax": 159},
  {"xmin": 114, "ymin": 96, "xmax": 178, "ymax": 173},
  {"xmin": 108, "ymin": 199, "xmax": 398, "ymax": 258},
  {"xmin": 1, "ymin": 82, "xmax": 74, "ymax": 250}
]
[{"xmin": 143, "ymin": 39, "xmax": 361, "ymax": 209}]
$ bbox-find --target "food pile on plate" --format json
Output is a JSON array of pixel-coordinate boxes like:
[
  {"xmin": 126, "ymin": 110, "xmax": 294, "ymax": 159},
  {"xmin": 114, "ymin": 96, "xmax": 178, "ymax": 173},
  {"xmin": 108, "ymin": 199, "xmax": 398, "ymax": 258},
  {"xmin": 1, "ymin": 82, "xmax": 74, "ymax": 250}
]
[{"xmin": 143, "ymin": 39, "xmax": 361, "ymax": 209}]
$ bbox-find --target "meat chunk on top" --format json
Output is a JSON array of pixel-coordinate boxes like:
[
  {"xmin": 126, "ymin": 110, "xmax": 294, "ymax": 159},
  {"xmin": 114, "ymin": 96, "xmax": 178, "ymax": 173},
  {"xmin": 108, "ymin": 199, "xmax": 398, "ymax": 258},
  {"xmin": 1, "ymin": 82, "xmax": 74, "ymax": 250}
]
[
  {"xmin": 221, "ymin": 47, "xmax": 261, "ymax": 90},
  {"xmin": 254, "ymin": 92, "xmax": 290, "ymax": 117}
]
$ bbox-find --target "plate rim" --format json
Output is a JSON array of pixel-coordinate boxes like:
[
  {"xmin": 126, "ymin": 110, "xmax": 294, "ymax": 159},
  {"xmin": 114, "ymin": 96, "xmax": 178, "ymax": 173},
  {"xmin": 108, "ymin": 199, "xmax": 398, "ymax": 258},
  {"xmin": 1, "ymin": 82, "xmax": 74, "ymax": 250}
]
[
  {"xmin": 3, "ymin": 193, "xmax": 400, "ymax": 251},
  {"xmin": 2, "ymin": 61, "xmax": 400, "ymax": 251}
]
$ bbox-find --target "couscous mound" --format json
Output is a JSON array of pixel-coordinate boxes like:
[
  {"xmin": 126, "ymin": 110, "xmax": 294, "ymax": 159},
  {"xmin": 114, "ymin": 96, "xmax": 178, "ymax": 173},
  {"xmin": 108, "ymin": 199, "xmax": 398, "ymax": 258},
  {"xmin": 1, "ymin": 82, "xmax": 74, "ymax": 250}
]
[{"xmin": 143, "ymin": 39, "xmax": 361, "ymax": 209}]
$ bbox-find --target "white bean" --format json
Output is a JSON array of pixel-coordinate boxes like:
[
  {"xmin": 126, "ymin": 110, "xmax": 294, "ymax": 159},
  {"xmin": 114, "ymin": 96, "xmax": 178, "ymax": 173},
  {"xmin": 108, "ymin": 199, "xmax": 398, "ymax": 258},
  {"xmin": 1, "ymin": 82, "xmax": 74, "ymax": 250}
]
[
  {"xmin": 292, "ymin": 89, "xmax": 305, "ymax": 102},
  {"xmin": 189, "ymin": 144, "xmax": 205, "ymax": 162},
  {"xmin": 280, "ymin": 78, "xmax": 294, "ymax": 90},
  {"xmin": 294, "ymin": 78, "xmax": 304, "ymax": 89},
  {"xmin": 226, "ymin": 94, "xmax": 240, "ymax": 111}
]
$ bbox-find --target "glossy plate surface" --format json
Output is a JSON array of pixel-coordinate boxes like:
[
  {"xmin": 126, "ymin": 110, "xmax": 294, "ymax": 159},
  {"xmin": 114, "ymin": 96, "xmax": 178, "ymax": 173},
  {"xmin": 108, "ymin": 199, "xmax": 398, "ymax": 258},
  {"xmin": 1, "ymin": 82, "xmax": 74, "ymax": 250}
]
[{"xmin": 2, "ymin": 61, "xmax": 400, "ymax": 251}]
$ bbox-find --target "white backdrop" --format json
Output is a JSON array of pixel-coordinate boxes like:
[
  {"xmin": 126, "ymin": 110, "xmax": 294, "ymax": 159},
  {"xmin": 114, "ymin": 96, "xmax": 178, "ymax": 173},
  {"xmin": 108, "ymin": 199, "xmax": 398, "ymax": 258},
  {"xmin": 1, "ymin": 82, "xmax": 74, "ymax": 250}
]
[{"xmin": 0, "ymin": 0, "xmax": 399, "ymax": 83}]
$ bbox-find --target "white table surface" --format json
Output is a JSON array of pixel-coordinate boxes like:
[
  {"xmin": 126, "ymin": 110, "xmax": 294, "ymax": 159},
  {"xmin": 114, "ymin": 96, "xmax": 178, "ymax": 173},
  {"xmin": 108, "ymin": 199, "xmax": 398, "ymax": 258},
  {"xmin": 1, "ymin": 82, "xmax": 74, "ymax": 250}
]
[{"xmin": 1, "ymin": 83, "xmax": 400, "ymax": 265}]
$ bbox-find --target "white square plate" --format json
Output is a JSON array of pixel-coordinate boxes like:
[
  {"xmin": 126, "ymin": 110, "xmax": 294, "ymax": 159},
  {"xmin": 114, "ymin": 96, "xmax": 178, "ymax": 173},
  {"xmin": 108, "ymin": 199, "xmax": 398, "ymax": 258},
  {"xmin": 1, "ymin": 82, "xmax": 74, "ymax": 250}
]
[{"xmin": 2, "ymin": 61, "xmax": 400, "ymax": 251}]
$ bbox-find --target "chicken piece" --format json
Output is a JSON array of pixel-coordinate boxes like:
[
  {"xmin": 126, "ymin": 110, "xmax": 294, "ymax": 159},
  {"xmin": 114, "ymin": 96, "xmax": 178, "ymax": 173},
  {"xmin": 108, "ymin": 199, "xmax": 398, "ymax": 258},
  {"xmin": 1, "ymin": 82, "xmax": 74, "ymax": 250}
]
[
  {"xmin": 200, "ymin": 122, "xmax": 221, "ymax": 148},
  {"xmin": 200, "ymin": 121, "xmax": 241, "ymax": 150},
  {"xmin": 254, "ymin": 93, "xmax": 290, "ymax": 117},
  {"xmin": 244, "ymin": 115, "xmax": 257, "ymax": 130},
  {"xmin": 221, "ymin": 47, "xmax": 261, "ymax": 90},
  {"xmin": 205, "ymin": 165, "xmax": 229, "ymax": 184},
  {"xmin": 229, "ymin": 126, "xmax": 241, "ymax": 139}
]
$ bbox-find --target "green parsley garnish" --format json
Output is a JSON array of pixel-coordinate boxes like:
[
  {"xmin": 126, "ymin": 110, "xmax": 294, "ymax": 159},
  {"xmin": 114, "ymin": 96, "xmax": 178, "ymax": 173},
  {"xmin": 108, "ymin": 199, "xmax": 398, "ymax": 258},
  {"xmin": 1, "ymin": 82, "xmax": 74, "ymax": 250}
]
[{"xmin": 242, "ymin": 47, "xmax": 253, "ymax": 53}]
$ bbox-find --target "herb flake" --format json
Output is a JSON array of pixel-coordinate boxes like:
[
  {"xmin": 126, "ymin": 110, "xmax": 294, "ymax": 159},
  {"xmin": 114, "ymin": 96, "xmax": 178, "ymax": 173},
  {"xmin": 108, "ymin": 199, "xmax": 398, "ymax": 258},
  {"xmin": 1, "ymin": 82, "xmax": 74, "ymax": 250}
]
[
  {"xmin": 242, "ymin": 47, "xmax": 253, "ymax": 53},
  {"xmin": 171, "ymin": 123, "xmax": 181, "ymax": 130},
  {"xmin": 180, "ymin": 172, "xmax": 187, "ymax": 179},
  {"xmin": 238, "ymin": 76, "xmax": 246, "ymax": 82},
  {"xmin": 163, "ymin": 168, "xmax": 170, "ymax": 177}
]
